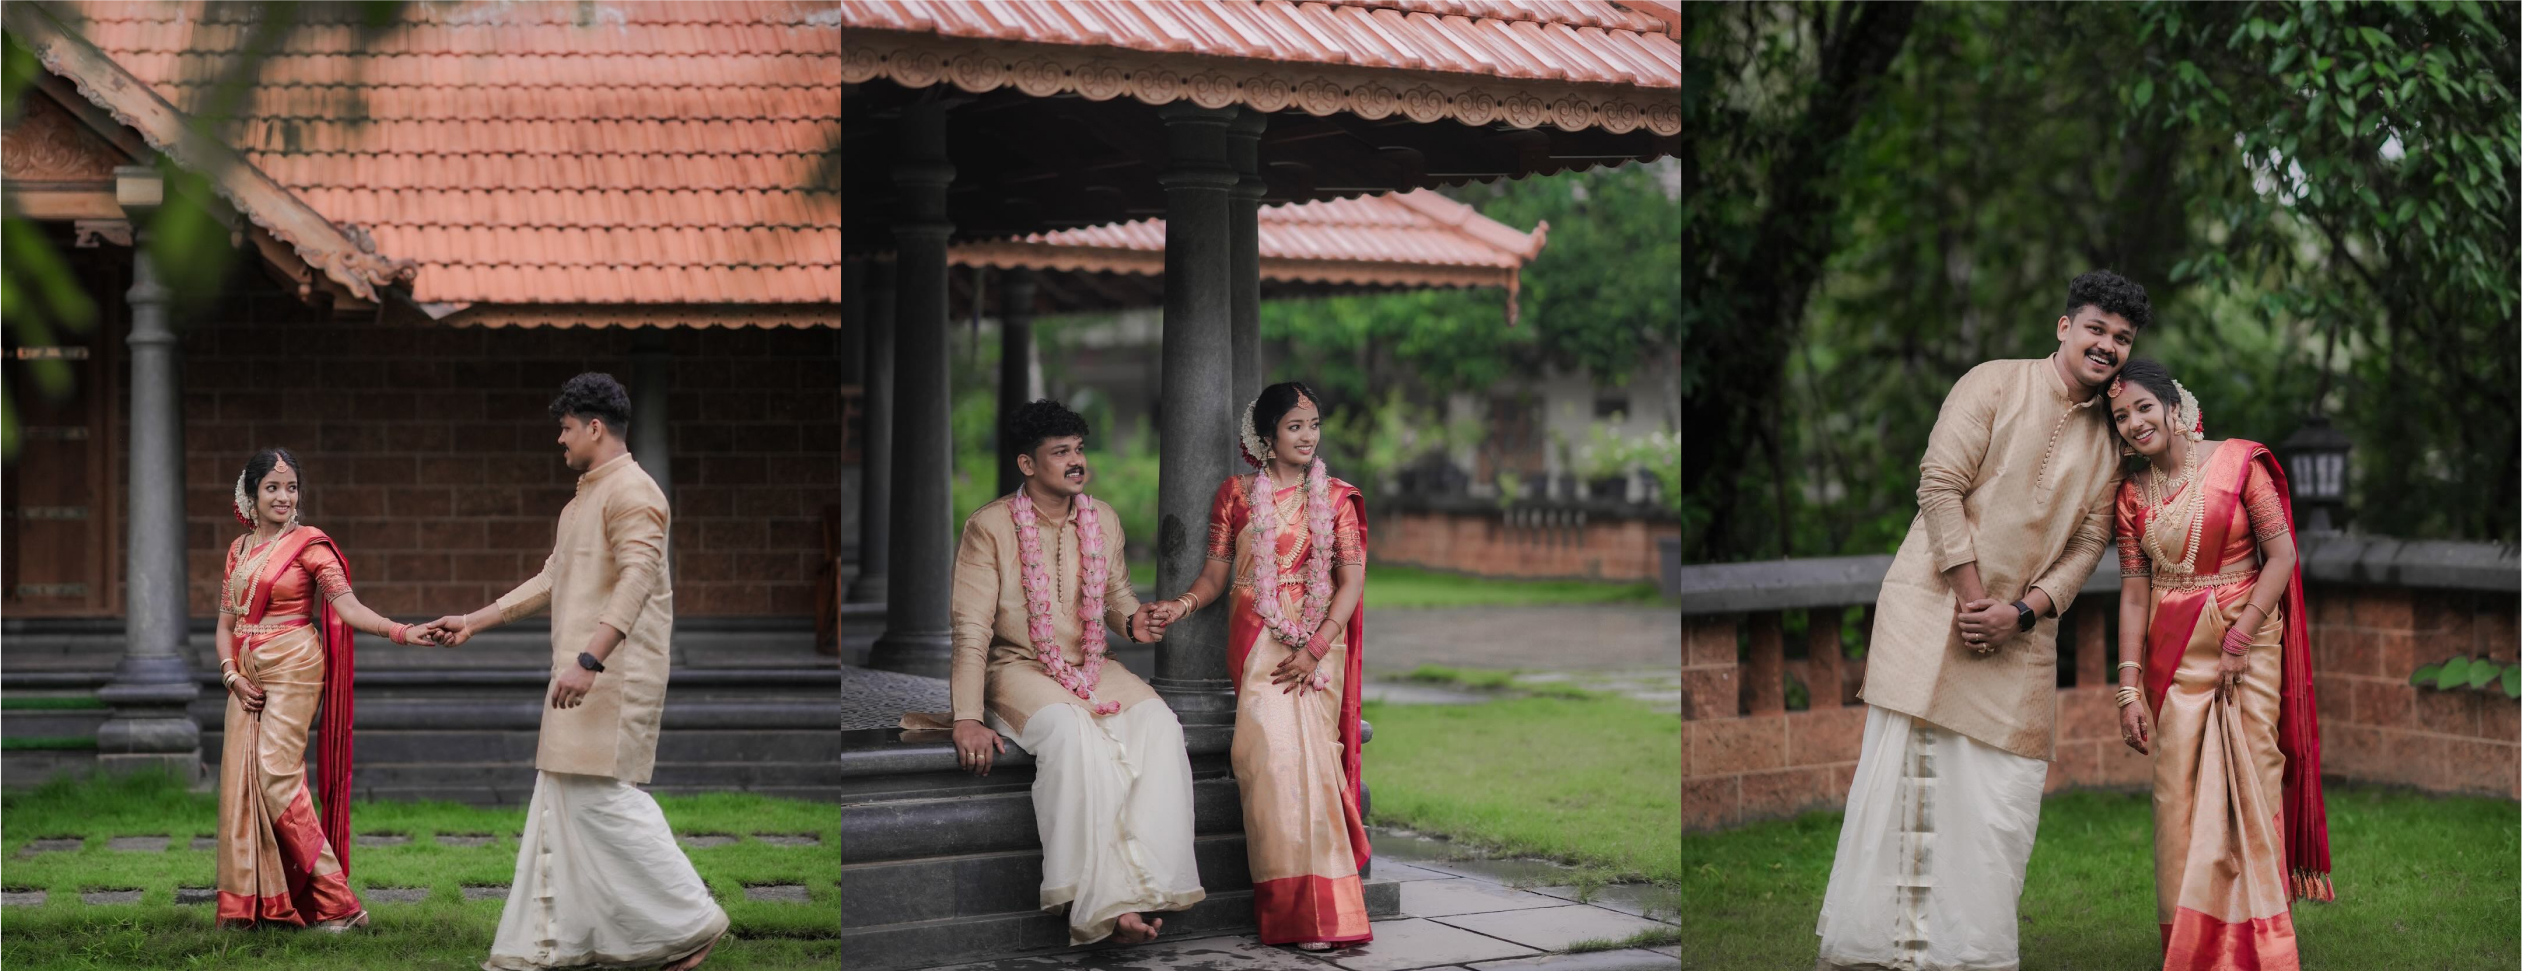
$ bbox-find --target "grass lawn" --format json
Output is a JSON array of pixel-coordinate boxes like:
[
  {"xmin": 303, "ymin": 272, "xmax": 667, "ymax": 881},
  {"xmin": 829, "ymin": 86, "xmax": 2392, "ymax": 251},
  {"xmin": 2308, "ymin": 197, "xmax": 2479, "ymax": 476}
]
[
  {"xmin": 0, "ymin": 772, "xmax": 837, "ymax": 970},
  {"xmin": 1682, "ymin": 785, "xmax": 2521, "ymax": 970},
  {"xmin": 1127, "ymin": 561, "xmax": 1667, "ymax": 610},
  {"xmin": 1363, "ymin": 693, "xmax": 1680, "ymax": 888}
]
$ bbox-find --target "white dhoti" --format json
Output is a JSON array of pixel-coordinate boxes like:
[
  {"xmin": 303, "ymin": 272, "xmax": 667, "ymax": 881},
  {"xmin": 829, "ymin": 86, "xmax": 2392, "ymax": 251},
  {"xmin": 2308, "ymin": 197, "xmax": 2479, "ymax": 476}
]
[
  {"xmin": 1001, "ymin": 698, "xmax": 1206, "ymax": 945},
  {"xmin": 1815, "ymin": 705, "xmax": 2048, "ymax": 971},
  {"xmin": 484, "ymin": 771, "xmax": 730, "ymax": 970}
]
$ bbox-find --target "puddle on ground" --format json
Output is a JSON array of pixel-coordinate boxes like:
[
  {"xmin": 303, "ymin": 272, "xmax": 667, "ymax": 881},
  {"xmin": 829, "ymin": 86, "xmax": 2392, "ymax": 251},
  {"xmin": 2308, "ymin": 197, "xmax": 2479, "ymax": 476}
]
[{"xmin": 1369, "ymin": 827, "xmax": 1588, "ymax": 886}]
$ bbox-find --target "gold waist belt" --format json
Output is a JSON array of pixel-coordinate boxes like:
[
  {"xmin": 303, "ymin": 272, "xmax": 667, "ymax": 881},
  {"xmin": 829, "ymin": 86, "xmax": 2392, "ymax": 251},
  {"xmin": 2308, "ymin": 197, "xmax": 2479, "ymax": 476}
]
[
  {"xmin": 2152, "ymin": 569, "xmax": 2256, "ymax": 590},
  {"xmin": 234, "ymin": 620, "xmax": 312, "ymax": 637}
]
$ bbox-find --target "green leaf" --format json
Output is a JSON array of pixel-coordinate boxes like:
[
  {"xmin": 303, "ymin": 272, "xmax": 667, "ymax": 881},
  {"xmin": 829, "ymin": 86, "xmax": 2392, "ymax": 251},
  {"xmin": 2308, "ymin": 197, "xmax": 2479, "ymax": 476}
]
[
  {"xmin": 2395, "ymin": 198, "xmax": 2418, "ymax": 226},
  {"xmin": 2472, "ymin": 660, "xmax": 2503, "ymax": 691},
  {"xmin": 2414, "ymin": 662, "xmax": 2445, "ymax": 687},
  {"xmin": 2272, "ymin": 46, "xmax": 2300, "ymax": 75},
  {"xmin": 2133, "ymin": 78, "xmax": 2154, "ymax": 109},
  {"xmin": 2359, "ymin": 26, "xmax": 2390, "ymax": 49},
  {"xmin": 2503, "ymin": 665, "xmax": 2518, "ymax": 699},
  {"xmin": 2250, "ymin": 19, "xmax": 2268, "ymax": 42},
  {"xmin": 2438, "ymin": 656, "xmax": 2473, "ymax": 691}
]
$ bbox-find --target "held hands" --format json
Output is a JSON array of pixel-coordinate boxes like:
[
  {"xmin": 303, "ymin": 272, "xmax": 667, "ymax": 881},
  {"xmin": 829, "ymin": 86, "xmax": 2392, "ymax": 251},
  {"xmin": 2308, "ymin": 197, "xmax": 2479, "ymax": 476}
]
[
  {"xmin": 1128, "ymin": 604, "xmax": 1168, "ymax": 643},
  {"xmin": 423, "ymin": 614, "xmax": 478, "ymax": 647},
  {"xmin": 1954, "ymin": 598, "xmax": 2018, "ymax": 654}
]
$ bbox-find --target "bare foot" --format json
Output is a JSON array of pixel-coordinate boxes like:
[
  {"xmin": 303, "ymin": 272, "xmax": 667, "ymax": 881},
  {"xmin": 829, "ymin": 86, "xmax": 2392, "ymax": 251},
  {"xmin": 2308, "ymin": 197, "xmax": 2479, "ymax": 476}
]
[
  {"xmin": 1112, "ymin": 913, "xmax": 1164, "ymax": 944},
  {"xmin": 665, "ymin": 935, "xmax": 718, "ymax": 970}
]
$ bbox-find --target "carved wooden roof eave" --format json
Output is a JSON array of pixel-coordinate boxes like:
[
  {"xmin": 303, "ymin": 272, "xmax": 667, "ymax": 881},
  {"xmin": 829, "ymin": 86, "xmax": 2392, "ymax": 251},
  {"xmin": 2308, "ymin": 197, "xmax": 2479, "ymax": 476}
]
[
  {"xmin": 839, "ymin": 31, "xmax": 1683, "ymax": 139},
  {"xmin": 5, "ymin": 1, "xmax": 419, "ymax": 305},
  {"xmin": 440, "ymin": 303, "xmax": 843, "ymax": 330}
]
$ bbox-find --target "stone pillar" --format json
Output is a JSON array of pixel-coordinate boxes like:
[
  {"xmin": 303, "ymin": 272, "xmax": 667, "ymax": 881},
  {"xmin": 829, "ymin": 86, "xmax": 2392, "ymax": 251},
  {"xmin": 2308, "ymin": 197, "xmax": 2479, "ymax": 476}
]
[
  {"xmin": 995, "ymin": 267, "xmax": 1038, "ymax": 498},
  {"xmin": 846, "ymin": 261, "xmax": 896, "ymax": 605},
  {"xmin": 866, "ymin": 101, "xmax": 957, "ymax": 678},
  {"xmin": 97, "ymin": 227, "xmax": 201, "ymax": 778},
  {"xmin": 630, "ymin": 328, "xmax": 674, "ymax": 505},
  {"xmin": 1226, "ymin": 108, "xmax": 1268, "ymax": 415},
  {"xmin": 1151, "ymin": 103, "xmax": 1241, "ymax": 725}
]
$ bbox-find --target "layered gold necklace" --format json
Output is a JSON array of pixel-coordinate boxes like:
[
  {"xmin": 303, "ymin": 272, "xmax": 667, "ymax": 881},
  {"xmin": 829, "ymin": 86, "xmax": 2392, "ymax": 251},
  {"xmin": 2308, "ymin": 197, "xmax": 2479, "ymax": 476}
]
[
  {"xmin": 222, "ymin": 526, "xmax": 295, "ymax": 615},
  {"xmin": 2141, "ymin": 440, "xmax": 2208, "ymax": 576}
]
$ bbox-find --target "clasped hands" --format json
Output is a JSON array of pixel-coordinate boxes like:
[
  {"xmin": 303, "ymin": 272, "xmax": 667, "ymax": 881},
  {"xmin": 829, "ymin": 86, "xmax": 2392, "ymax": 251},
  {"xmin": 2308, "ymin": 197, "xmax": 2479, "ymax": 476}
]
[{"xmin": 1953, "ymin": 597, "xmax": 2018, "ymax": 654}]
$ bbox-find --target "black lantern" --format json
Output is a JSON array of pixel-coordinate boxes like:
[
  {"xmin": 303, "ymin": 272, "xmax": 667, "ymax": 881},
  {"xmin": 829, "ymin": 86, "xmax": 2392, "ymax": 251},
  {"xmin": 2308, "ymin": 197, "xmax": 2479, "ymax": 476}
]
[{"xmin": 2280, "ymin": 416, "xmax": 2353, "ymax": 532}]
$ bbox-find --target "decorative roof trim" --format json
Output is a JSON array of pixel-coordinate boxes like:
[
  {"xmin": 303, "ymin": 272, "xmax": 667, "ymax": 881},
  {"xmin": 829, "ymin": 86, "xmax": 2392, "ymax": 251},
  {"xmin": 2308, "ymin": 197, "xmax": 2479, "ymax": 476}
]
[
  {"xmin": 839, "ymin": 31, "xmax": 1682, "ymax": 137},
  {"xmin": 7, "ymin": 2, "xmax": 418, "ymax": 303},
  {"xmin": 444, "ymin": 303, "xmax": 839, "ymax": 330}
]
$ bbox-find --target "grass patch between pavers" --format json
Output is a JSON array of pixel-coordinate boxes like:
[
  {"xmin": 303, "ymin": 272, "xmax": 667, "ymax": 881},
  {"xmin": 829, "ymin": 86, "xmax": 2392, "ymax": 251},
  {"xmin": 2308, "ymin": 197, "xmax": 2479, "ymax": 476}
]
[
  {"xmin": 1125, "ymin": 561, "xmax": 1667, "ymax": 609},
  {"xmin": 1, "ymin": 771, "xmax": 837, "ymax": 970},
  {"xmin": 1362, "ymin": 693, "xmax": 1679, "ymax": 887},
  {"xmin": 1567, "ymin": 924, "xmax": 1684, "ymax": 953},
  {"xmin": 0, "ymin": 696, "xmax": 107, "ymax": 710},
  {"xmin": 1683, "ymin": 785, "xmax": 2522, "ymax": 970}
]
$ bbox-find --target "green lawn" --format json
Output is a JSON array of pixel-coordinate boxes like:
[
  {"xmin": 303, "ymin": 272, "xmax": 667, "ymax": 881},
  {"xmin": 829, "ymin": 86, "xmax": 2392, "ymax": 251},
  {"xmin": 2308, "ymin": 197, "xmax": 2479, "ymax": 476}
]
[
  {"xmin": 1363, "ymin": 693, "xmax": 1680, "ymax": 888},
  {"xmin": 1127, "ymin": 561, "xmax": 1667, "ymax": 610},
  {"xmin": 0, "ymin": 772, "xmax": 837, "ymax": 969},
  {"xmin": 1683, "ymin": 786, "xmax": 2521, "ymax": 970}
]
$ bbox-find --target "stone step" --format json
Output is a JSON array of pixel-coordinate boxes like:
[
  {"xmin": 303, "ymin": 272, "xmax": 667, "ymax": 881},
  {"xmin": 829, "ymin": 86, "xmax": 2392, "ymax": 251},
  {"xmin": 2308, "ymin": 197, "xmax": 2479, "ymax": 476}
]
[
  {"xmin": 841, "ymin": 835, "xmax": 1257, "ymax": 929},
  {"xmin": 842, "ymin": 774, "xmax": 1247, "ymax": 865},
  {"xmin": 840, "ymin": 877, "xmax": 1401, "ymax": 970},
  {"xmin": 336, "ymin": 760, "xmax": 846, "ymax": 791},
  {"xmin": 185, "ymin": 697, "xmax": 841, "ymax": 732},
  {"xmin": 199, "ymin": 728, "xmax": 843, "ymax": 767},
  {"xmin": 1, "ymin": 708, "xmax": 108, "ymax": 739},
  {"xmin": 0, "ymin": 617, "xmax": 829, "ymax": 674},
  {"xmin": 6, "ymin": 667, "xmax": 842, "ymax": 691},
  {"xmin": 358, "ymin": 782, "xmax": 848, "ymax": 807}
]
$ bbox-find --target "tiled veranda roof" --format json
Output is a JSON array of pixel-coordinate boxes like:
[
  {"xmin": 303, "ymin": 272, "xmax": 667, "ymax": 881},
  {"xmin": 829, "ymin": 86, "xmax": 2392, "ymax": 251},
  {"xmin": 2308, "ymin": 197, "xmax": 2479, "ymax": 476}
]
[
  {"xmin": 60, "ymin": 0, "xmax": 841, "ymax": 306},
  {"xmin": 950, "ymin": 189, "xmax": 1546, "ymax": 289}
]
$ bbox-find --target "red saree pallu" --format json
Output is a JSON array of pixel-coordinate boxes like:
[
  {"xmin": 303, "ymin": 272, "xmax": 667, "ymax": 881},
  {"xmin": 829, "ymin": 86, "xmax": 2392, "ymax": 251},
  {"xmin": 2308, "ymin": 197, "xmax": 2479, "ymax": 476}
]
[
  {"xmin": 215, "ymin": 526, "xmax": 362, "ymax": 927},
  {"xmin": 2120, "ymin": 441, "xmax": 2331, "ymax": 971},
  {"xmin": 1215, "ymin": 473, "xmax": 1373, "ymax": 946}
]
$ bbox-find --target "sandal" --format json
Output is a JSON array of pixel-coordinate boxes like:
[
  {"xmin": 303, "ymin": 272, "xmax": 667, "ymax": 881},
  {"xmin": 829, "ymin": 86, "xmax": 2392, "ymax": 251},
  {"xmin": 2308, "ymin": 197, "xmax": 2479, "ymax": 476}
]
[
  {"xmin": 1295, "ymin": 941, "xmax": 1337, "ymax": 952},
  {"xmin": 308, "ymin": 910, "xmax": 369, "ymax": 933}
]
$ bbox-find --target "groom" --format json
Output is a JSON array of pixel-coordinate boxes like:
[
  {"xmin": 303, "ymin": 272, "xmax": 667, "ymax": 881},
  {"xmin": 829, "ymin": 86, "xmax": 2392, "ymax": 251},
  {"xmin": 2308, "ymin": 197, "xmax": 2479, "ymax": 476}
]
[
  {"xmin": 1814, "ymin": 271, "xmax": 2149, "ymax": 970},
  {"xmin": 942, "ymin": 398, "xmax": 1202, "ymax": 946},
  {"xmin": 424, "ymin": 372, "xmax": 726, "ymax": 970}
]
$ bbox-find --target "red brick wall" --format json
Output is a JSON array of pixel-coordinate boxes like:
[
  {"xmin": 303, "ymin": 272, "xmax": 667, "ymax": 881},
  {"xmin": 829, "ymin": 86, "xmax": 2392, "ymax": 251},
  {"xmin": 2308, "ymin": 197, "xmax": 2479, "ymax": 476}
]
[
  {"xmin": 1685, "ymin": 586, "xmax": 2521, "ymax": 832},
  {"xmin": 1376, "ymin": 507, "xmax": 1679, "ymax": 582},
  {"xmin": 155, "ymin": 289, "xmax": 844, "ymax": 619}
]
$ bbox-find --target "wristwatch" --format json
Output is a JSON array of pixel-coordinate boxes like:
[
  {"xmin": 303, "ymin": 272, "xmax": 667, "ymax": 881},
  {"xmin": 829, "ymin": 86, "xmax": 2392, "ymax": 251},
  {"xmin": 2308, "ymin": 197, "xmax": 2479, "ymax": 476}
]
[
  {"xmin": 577, "ymin": 651, "xmax": 606, "ymax": 673},
  {"xmin": 2012, "ymin": 600, "xmax": 2036, "ymax": 632}
]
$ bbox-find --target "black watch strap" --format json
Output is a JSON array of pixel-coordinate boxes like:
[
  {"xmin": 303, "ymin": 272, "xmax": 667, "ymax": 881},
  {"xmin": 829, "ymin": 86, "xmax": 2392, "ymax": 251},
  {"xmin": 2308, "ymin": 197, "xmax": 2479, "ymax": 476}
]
[
  {"xmin": 2013, "ymin": 600, "xmax": 2036, "ymax": 632},
  {"xmin": 577, "ymin": 651, "xmax": 606, "ymax": 673}
]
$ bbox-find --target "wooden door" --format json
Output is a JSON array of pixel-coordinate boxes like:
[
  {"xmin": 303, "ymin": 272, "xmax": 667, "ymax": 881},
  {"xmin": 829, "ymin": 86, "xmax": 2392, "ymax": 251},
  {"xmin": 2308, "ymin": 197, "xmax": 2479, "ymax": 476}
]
[{"xmin": 3, "ymin": 236, "xmax": 124, "ymax": 617}]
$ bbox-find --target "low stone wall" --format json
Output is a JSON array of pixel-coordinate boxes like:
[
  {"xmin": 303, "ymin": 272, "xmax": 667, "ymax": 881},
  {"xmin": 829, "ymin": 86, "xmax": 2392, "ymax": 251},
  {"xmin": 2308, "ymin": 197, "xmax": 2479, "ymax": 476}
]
[
  {"xmin": 1374, "ymin": 501, "xmax": 1679, "ymax": 583},
  {"xmin": 1683, "ymin": 539, "xmax": 2521, "ymax": 832}
]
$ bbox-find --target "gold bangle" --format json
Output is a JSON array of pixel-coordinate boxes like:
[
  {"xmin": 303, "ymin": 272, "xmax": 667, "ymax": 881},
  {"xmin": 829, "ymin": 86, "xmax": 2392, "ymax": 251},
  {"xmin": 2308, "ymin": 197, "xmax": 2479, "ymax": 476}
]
[
  {"xmin": 221, "ymin": 671, "xmax": 240, "ymax": 686},
  {"xmin": 1175, "ymin": 593, "xmax": 1198, "ymax": 611},
  {"xmin": 2116, "ymin": 661, "xmax": 2143, "ymax": 672},
  {"xmin": 2114, "ymin": 686, "xmax": 2143, "ymax": 708}
]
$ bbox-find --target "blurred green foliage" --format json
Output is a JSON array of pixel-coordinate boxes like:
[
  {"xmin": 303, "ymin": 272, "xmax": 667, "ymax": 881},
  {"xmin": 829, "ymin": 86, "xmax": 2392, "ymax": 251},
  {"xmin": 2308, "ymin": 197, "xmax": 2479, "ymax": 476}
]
[{"xmin": 1685, "ymin": 0, "xmax": 2520, "ymax": 562}]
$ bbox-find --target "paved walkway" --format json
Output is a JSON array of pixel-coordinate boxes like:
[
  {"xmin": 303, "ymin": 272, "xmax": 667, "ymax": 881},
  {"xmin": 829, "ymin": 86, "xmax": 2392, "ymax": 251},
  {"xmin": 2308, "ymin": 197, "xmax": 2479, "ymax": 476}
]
[{"xmin": 933, "ymin": 829, "xmax": 1680, "ymax": 971}]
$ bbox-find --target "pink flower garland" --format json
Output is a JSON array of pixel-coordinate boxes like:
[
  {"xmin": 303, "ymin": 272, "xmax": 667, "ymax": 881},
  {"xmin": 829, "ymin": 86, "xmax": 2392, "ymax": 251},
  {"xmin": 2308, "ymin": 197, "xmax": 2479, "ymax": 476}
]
[
  {"xmin": 1249, "ymin": 459, "xmax": 1335, "ymax": 689},
  {"xmin": 1013, "ymin": 492, "xmax": 1121, "ymax": 716}
]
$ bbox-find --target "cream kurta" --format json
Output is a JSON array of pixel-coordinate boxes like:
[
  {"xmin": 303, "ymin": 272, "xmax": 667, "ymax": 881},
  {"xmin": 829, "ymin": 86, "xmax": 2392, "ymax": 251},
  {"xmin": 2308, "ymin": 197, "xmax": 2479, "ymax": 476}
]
[
  {"xmin": 1865, "ymin": 356, "xmax": 2121, "ymax": 760},
  {"xmin": 949, "ymin": 492, "xmax": 1152, "ymax": 734},
  {"xmin": 493, "ymin": 452, "xmax": 672, "ymax": 782}
]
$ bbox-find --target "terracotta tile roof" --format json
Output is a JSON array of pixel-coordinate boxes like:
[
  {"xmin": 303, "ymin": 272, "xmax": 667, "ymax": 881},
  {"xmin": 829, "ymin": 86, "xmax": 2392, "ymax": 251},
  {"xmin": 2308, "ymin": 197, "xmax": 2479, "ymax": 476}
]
[
  {"xmin": 841, "ymin": 0, "xmax": 1677, "ymax": 86},
  {"xmin": 839, "ymin": 0, "xmax": 1681, "ymax": 135},
  {"xmin": 949, "ymin": 189, "xmax": 1547, "ymax": 305},
  {"xmin": 60, "ymin": 1, "xmax": 841, "ymax": 306}
]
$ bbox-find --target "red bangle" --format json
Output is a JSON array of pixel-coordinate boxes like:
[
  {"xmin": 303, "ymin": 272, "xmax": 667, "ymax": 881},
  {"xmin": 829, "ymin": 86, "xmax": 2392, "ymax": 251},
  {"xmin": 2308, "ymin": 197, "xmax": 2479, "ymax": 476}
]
[{"xmin": 390, "ymin": 622, "xmax": 410, "ymax": 645}]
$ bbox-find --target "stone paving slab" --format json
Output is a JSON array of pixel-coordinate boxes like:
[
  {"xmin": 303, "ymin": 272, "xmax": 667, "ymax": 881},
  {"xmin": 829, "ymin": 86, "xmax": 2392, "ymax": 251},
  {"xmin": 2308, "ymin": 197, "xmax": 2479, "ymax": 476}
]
[
  {"xmin": 190, "ymin": 837, "xmax": 218, "ymax": 852},
  {"xmin": 106, "ymin": 835, "xmax": 169, "ymax": 852},
  {"xmin": 744, "ymin": 884, "xmax": 811, "ymax": 903},
  {"xmin": 461, "ymin": 885, "xmax": 509, "ymax": 901},
  {"xmin": 1322, "ymin": 918, "xmax": 1536, "ymax": 970},
  {"xmin": 366, "ymin": 887, "xmax": 431, "ymax": 904},
  {"xmin": 934, "ymin": 933, "xmax": 1347, "ymax": 970},
  {"xmin": 437, "ymin": 834, "xmax": 495, "ymax": 848},
  {"xmin": 2, "ymin": 890, "xmax": 46, "ymax": 907},
  {"xmin": 1400, "ymin": 880, "xmax": 1567, "ymax": 919},
  {"xmin": 1464, "ymin": 948, "xmax": 1682, "ymax": 970},
  {"xmin": 756, "ymin": 833, "xmax": 822, "ymax": 846},
  {"xmin": 1428, "ymin": 906, "xmax": 1671, "ymax": 953},
  {"xmin": 1648, "ymin": 945, "xmax": 1679, "ymax": 958},
  {"xmin": 175, "ymin": 887, "xmax": 216, "ymax": 905},
  {"xmin": 1365, "ymin": 859, "xmax": 1460, "ymax": 884},
  {"xmin": 19, "ymin": 838, "xmax": 81, "ymax": 856},
  {"xmin": 682, "ymin": 834, "xmax": 738, "ymax": 848},
  {"xmin": 356, "ymin": 834, "xmax": 412, "ymax": 847},
  {"xmin": 1527, "ymin": 885, "xmax": 1677, "ymax": 922},
  {"xmin": 80, "ymin": 889, "xmax": 142, "ymax": 905}
]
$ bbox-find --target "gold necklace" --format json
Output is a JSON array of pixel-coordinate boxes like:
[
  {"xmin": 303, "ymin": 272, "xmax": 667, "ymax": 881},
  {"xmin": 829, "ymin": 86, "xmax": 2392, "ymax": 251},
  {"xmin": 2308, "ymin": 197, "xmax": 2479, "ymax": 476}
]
[{"xmin": 2143, "ymin": 443, "xmax": 2209, "ymax": 575}]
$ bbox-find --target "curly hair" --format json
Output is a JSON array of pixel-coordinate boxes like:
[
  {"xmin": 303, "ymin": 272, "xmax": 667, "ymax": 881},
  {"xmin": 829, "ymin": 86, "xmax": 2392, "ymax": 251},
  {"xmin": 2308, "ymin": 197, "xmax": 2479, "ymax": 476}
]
[
  {"xmin": 1005, "ymin": 398, "xmax": 1090, "ymax": 460},
  {"xmin": 2064, "ymin": 269, "xmax": 2152, "ymax": 332},
  {"xmin": 548, "ymin": 372, "xmax": 632, "ymax": 436}
]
